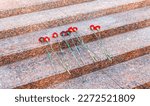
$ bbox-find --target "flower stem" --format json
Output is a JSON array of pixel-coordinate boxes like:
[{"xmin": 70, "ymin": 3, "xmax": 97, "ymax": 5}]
[{"xmin": 72, "ymin": 32, "xmax": 99, "ymax": 62}]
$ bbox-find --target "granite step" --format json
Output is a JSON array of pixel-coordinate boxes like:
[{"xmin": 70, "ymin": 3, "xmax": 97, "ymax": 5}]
[
  {"xmin": 0, "ymin": 0, "xmax": 148, "ymax": 39},
  {"xmin": 0, "ymin": 26, "xmax": 149, "ymax": 89},
  {"xmin": 0, "ymin": 0, "xmax": 94, "ymax": 18},
  {"xmin": 47, "ymin": 54, "xmax": 150, "ymax": 89},
  {"xmin": 0, "ymin": 7, "xmax": 150, "ymax": 66}
]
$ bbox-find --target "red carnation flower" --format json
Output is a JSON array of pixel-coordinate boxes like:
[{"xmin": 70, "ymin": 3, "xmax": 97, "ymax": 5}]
[
  {"xmin": 95, "ymin": 25, "xmax": 101, "ymax": 30},
  {"xmin": 52, "ymin": 32, "xmax": 58, "ymax": 38},
  {"xmin": 44, "ymin": 36, "xmax": 50, "ymax": 42},
  {"xmin": 60, "ymin": 31, "xmax": 67, "ymax": 36},
  {"xmin": 38, "ymin": 37, "xmax": 45, "ymax": 43}
]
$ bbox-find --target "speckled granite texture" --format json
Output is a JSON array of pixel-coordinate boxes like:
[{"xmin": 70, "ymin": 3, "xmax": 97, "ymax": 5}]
[
  {"xmin": 0, "ymin": 0, "xmax": 150, "ymax": 89},
  {"xmin": 15, "ymin": 35, "xmax": 150, "ymax": 88},
  {"xmin": 48, "ymin": 54, "xmax": 150, "ymax": 89},
  {"xmin": 0, "ymin": 0, "xmax": 94, "ymax": 18},
  {"xmin": 0, "ymin": 7, "xmax": 150, "ymax": 66},
  {"xmin": 0, "ymin": 26, "xmax": 149, "ymax": 89},
  {"xmin": 0, "ymin": 0, "xmax": 149, "ymax": 39}
]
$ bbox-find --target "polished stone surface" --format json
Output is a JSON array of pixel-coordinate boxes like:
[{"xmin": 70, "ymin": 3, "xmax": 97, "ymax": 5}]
[
  {"xmin": 0, "ymin": 0, "xmax": 149, "ymax": 89},
  {"xmin": 0, "ymin": 0, "xmax": 147, "ymax": 38},
  {"xmin": 0, "ymin": 0, "xmax": 94, "ymax": 18},
  {"xmin": 0, "ymin": 0, "xmax": 143, "ymax": 31},
  {"xmin": 0, "ymin": 0, "xmax": 59, "ymax": 10},
  {"xmin": 48, "ymin": 54, "xmax": 150, "ymax": 89}
]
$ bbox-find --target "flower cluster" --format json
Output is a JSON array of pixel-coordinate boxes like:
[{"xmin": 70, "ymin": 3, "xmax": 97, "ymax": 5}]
[
  {"xmin": 90, "ymin": 25, "xmax": 101, "ymax": 30},
  {"xmin": 38, "ymin": 32, "xmax": 59, "ymax": 43},
  {"xmin": 37, "ymin": 25, "xmax": 105, "ymax": 74},
  {"xmin": 59, "ymin": 27, "xmax": 78, "ymax": 37},
  {"xmin": 38, "ymin": 25, "xmax": 102, "ymax": 43},
  {"xmin": 38, "ymin": 36, "xmax": 50, "ymax": 43},
  {"xmin": 68, "ymin": 27, "xmax": 78, "ymax": 32}
]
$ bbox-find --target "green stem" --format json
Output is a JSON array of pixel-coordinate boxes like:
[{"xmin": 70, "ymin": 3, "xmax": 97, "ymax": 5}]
[
  {"xmin": 61, "ymin": 35, "xmax": 81, "ymax": 67},
  {"xmin": 92, "ymin": 30, "xmax": 112, "ymax": 61},
  {"xmin": 73, "ymin": 32, "xmax": 99, "ymax": 62},
  {"xmin": 67, "ymin": 32, "xmax": 85, "ymax": 65},
  {"xmin": 48, "ymin": 42, "xmax": 71, "ymax": 74},
  {"xmin": 45, "ymin": 49, "xmax": 56, "ymax": 71}
]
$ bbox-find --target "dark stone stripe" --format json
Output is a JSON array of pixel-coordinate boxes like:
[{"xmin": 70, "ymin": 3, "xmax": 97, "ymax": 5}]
[{"xmin": 133, "ymin": 82, "xmax": 150, "ymax": 89}]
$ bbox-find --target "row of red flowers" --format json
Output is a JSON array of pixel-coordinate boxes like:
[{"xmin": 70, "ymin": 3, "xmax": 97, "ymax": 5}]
[
  {"xmin": 38, "ymin": 25, "xmax": 101, "ymax": 43},
  {"xmin": 90, "ymin": 25, "xmax": 101, "ymax": 30}
]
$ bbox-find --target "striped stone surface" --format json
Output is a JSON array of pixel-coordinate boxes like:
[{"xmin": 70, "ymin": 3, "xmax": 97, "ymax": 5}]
[
  {"xmin": 0, "ymin": 0, "xmax": 149, "ymax": 39},
  {"xmin": 48, "ymin": 54, "xmax": 150, "ymax": 89},
  {"xmin": 0, "ymin": 0, "xmax": 150, "ymax": 89},
  {"xmin": 0, "ymin": 0, "xmax": 94, "ymax": 18},
  {"xmin": 0, "ymin": 7, "xmax": 150, "ymax": 66},
  {"xmin": 0, "ymin": 27, "xmax": 150, "ymax": 89}
]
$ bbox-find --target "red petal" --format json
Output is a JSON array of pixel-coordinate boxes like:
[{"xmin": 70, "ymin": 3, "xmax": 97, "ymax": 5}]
[
  {"xmin": 44, "ymin": 36, "xmax": 50, "ymax": 42},
  {"xmin": 73, "ymin": 27, "xmax": 78, "ymax": 32},
  {"xmin": 90, "ymin": 25, "xmax": 95, "ymax": 30},
  {"xmin": 68, "ymin": 27, "xmax": 74, "ymax": 32},
  {"xmin": 38, "ymin": 37, "xmax": 44, "ymax": 43},
  {"xmin": 95, "ymin": 25, "xmax": 101, "ymax": 30}
]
